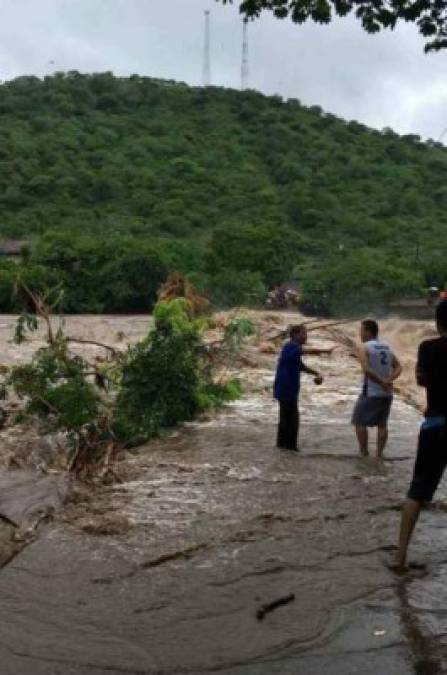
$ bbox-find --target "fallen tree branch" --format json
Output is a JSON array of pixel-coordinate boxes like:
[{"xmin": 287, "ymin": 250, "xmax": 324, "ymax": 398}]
[
  {"xmin": 307, "ymin": 318, "xmax": 359, "ymax": 332},
  {"xmin": 256, "ymin": 593, "xmax": 295, "ymax": 621},
  {"xmin": 16, "ymin": 277, "xmax": 56, "ymax": 344},
  {"xmin": 66, "ymin": 337, "xmax": 120, "ymax": 356}
]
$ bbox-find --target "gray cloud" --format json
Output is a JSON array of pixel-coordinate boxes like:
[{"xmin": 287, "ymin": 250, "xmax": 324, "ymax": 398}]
[{"xmin": 0, "ymin": 0, "xmax": 445, "ymax": 138}]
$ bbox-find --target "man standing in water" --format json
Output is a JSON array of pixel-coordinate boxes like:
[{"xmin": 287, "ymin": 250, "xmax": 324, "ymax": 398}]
[
  {"xmin": 352, "ymin": 319, "xmax": 402, "ymax": 458},
  {"xmin": 395, "ymin": 300, "xmax": 447, "ymax": 571},
  {"xmin": 274, "ymin": 324, "xmax": 332, "ymax": 452}
]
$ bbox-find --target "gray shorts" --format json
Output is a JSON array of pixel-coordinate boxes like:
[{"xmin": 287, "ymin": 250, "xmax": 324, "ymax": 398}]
[{"xmin": 351, "ymin": 395, "xmax": 393, "ymax": 427}]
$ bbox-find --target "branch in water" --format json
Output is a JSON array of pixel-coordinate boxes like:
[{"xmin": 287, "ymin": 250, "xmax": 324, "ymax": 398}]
[
  {"xmin": 66, "ymin": 337, "xmax": 120, "ymax": 356},
  {"xmin": 256, "ymin": 593, "xmax": 295, "ymax": 621}
]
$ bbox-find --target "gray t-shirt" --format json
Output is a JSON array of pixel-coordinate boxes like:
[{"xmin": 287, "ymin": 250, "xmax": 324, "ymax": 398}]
[{"xmin": 362, "ymin": 339, "xmax": 393, "ymax": 398}]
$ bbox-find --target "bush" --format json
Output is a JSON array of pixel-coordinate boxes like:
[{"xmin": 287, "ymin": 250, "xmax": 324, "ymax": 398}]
[
  {"xmin": 113, "ymin": 299, "xmax": 239, "ymax": 442},
  {"xmin": 223, "ymin": 316, "xmax": 256, "ymax": 351},
  {"xmin": 10, "ymin": 341, "xmax": 99, "ymax": 432}
]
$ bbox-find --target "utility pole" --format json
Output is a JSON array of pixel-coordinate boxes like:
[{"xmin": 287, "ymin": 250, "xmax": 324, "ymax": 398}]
[
  {"xmin": 241, "ymin": 18, "xmax": 249, "ymax": 91},
  {"xmin": 202, "ymin": 10, "xmax": 211, "ymax": 87}
]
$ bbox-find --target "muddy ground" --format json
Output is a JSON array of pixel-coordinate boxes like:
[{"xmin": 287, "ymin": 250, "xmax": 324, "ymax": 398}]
[{"xmin": 0, "ymin": 312, "xmax": 446, "ymax": 674}]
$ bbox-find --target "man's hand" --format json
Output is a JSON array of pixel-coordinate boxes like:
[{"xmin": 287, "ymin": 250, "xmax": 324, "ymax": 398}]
[
  {"xmin": 314, "ymin": 374, "xmax": 323, "ymax": 385},
  {"xmin": 381, "ymin": 378, "xmax": 394, "ymax": 394}
]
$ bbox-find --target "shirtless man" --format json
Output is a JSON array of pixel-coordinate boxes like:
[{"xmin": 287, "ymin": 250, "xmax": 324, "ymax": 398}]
[{"xmin": 352, "ymin": 319, "xmax": 402, "ymax": 458}]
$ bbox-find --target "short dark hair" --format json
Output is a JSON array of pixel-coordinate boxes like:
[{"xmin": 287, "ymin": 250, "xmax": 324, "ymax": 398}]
[
  {"xmin": 436, "ymin": 299, "xmax": 447, "ymax": 330},
  {"xmin": 289, "ymin": 324, "xmax": 304, "ymax": 338},
  {"xmin": 362, "ymin": 319, "xmax": 379, "ymax": 338}
]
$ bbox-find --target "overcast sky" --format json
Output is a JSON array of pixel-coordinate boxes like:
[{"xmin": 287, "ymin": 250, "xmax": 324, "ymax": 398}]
[{"xmin": 0, "ymin": 0, "xmax": 446, "ymax": 139}]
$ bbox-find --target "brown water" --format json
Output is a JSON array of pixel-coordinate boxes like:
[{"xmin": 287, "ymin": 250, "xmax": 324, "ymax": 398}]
[{"xmin": 0, "ymin": 313, "xmax": 446, "ymax": 674}]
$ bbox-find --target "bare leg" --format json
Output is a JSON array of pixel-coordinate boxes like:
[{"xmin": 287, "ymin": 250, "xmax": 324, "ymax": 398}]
[
  {"xmin": 355, "ymin": 425, "xmax": 368, "ymax": 456},
  {"xmin": 396, "ymin": 499, "xmax": 422, "ymax": 569},
  {"xmin": 377, "ymin": 425, "xmax": 388, "ymax": 458}
]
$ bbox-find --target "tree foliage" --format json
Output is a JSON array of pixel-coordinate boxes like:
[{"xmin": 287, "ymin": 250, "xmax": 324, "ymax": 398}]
[
  {"xmin": 301, "ymin": 248, "xmax": 424, "ymax": 314},
  {"xmin": 220, "ymin": 0, "xmax": 447, "ymax": 52},
  {"xmin": 114, "ymin": 299, "xmax": 240, "ymax": 443}
]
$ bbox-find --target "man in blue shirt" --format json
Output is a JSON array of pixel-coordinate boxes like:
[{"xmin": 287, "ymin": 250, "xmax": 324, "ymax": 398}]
[{"xmin": 274, "ymin": 324, "xmax": 332, "ymax": 451}]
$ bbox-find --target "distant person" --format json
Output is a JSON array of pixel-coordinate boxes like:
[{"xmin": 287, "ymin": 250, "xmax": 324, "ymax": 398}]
[
  {"xmin": 274, "ymin": 324, "xmax": 333, "ymax": 452},
  {"xmin": 395, "ymin": 300, "xmax": 447, "ymax": 571},
  {"xmin": 352, "ymin": 319, "xmax": 402, "ymax": 458}
]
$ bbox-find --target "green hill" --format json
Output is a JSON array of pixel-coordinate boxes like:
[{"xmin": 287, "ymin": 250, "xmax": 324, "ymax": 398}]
[{"xmin": 0, "ymin": 71, "xmax": 446, "ymax": 313}]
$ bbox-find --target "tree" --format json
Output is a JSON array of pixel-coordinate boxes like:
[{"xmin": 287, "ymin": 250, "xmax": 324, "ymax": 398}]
[
  {"xmin": 208, "ymin": 222, "xmax": 309, "ymax": 286},
  {"xmin": 219, "ymin": 0, "xmax": 447, "ymax": 52}
]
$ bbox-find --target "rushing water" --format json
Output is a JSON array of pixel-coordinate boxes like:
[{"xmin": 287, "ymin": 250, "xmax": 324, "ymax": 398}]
[{"xmin": 0, "ymin": 314, "xmax": 446, "ymax": 674}]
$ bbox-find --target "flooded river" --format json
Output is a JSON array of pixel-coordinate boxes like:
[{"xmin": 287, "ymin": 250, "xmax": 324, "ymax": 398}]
[{"xmin": 0, "ymin": 313, "xmax": 446, "ymax": 674}]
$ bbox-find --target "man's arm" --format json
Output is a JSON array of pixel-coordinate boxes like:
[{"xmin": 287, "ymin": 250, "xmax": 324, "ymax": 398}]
[
  {"xmin": 357, "ymin": 345, "xmax": 385, "ymax": 386},
  {"xmin": 416, "ymin": 364, "xmax": 426, "ymax": 387},
  {"xmin": 385, "ymin": 354, "xmax": 403, "ymax": 384},
  {"xmin": 301, "ymin": 362, "xmax": 323, "ymax": 385},
  {"xmin": 301, "ymin": 362, "xmax": 320, "ymax": 377},
  {"xmin": 416, "ymin": 343, "xmax": 428, "ymax": 387}
]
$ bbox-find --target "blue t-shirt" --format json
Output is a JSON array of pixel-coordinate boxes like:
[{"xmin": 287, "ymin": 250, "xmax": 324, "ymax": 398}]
[{"xmin": 273, "ymin": 341, "xmax": 303, "ymax": 402}]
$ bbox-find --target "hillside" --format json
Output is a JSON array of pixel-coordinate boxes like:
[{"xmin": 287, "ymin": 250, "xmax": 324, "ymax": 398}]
[{"xmin": 0, "ymin": 71, "xmax": 446, "ymax": 313}]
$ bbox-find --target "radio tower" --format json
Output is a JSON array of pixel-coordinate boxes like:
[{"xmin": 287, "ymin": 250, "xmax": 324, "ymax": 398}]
[
  {"xmin": 241, "ymin": 18, "xmax": 249, "ymax": 90},
  {"xmin": 202, "ymin": 10, "xmax": 211, "ymax": 87}
]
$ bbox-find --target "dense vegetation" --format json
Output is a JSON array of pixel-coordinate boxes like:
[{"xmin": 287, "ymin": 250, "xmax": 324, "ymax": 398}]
[{"xmin": 1, "ymin": 72, "xmax": 446, "ymax": 314}]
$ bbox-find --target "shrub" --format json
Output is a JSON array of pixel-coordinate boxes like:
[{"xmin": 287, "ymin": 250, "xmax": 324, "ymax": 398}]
[
  {"xmin": 113, "ymin": 299, "xmax": 239, "ymax": 443},
  {"xmin": 10, "ymin": 340, "xmax": 99, "ymax": 432}
]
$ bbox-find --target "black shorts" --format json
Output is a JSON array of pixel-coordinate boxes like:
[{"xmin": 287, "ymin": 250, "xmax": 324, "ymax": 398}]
[
  {"xmin": 351, "ymin": 395, "xmax": 392, "ymax": 427},
  {"xmin": 407, "ymin": 424, "xmax": 447, "ymax": 502}
]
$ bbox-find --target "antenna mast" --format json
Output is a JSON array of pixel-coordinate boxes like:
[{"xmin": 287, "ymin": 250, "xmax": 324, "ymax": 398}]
[
  {"xmin": 241, "ymin": 18, "xmax": 249, "ymax": 90},
  {"xmin": 203, "ymin": 10, "xmax": 211, "ymax": 87}
]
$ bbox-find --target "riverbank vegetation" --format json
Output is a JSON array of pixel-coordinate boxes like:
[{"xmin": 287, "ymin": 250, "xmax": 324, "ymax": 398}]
[{"xmin": 4, "ymin": 296, "xmax": 241, "ymax": 476}]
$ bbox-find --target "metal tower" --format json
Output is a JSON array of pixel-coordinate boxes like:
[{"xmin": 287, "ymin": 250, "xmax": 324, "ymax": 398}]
[
  {"xmin": 202, "ymin": 10, "xmax": 211, "ymax": 87},
  {"xmin": 241, "ymin": 18, "xmax": 249, "ymax": 90}
]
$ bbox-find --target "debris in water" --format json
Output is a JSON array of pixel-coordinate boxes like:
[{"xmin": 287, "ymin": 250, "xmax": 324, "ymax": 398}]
[
  {"xmin": 80, "ymin": 514, "xmax": 130, "ymax": 536},
  {"xmin": 256, "ymin": 593, "xmax": 295, "ymax": 621},
  {"xmin": 141, "ymin": 543, "xmax": 208, "ymax": 569}
]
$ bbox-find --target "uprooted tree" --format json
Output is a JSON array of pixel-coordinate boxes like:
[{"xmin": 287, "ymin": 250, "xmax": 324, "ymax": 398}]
[
  {"xmin": 3, "ymin": 283, "xmax": 241, "ymax": 479},
  {"xmin": 219, "ymin": 0, "xmax": 447, "ymax": 52}
]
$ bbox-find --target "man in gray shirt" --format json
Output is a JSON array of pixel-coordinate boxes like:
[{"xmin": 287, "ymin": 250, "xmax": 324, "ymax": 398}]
[{"xmin": 352, "ymin": 319, "xmax": 402, "ymax": 458}]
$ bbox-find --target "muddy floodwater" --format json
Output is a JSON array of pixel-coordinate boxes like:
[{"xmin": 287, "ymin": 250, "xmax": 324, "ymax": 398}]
[{"xmin": 1, "ymin": 313, "xmax": 447, "ymax": 674}]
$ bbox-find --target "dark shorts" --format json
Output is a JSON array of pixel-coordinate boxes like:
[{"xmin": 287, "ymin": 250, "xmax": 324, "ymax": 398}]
[
  {"xmin": 407, "ymin": 424, "xmax": 447, "ymax": 502},
  {"xmin": 351, "ymin": 395, "xmax": 393, "ymax": 427}
]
